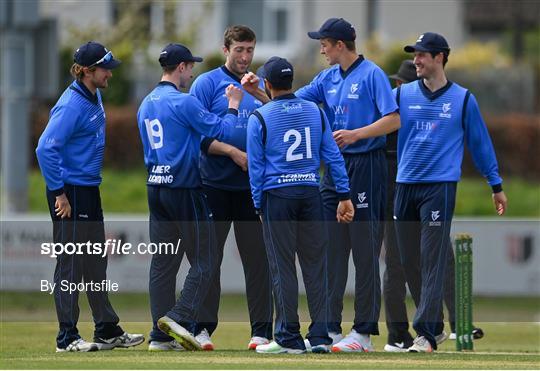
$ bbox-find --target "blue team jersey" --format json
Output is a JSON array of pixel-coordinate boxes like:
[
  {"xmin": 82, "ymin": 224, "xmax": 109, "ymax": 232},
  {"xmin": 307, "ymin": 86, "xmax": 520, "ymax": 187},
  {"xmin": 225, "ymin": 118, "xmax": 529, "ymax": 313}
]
[
  {"xmin": 296, "ymin": 55, "xmax": 398, "ymax": 154},
  {"xmin": 137, "ymin": 82, "xmax": 238, "ymax": 189},
  {"xmin": 36, "ymin": 80, "xmax": 106, "ymax": 192},
  {"xmin": 190, "ymin": 66, "xmax": 264, "ymax": 190},
  {"xmin": 397, "ymin": 80, "xmax": 502, "ymax": 186},
  {"xmin": 247, "ymin": 94, "xmax": 350, "ymax": 209}
]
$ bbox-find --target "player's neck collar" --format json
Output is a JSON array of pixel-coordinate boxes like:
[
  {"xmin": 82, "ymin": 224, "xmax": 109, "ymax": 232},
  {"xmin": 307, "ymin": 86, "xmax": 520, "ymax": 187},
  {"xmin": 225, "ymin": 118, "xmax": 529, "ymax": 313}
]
[
  {"xmin": 418, "ymin": 79, "xmax": 453, "ymax": 101},
  {"xmin": 273, "ymin": 93, "xmax": 296, "ymax": 101},
  {"xmin": 158, "ymin": 81, "xmax": 179, "ymax": 90},
  {"xmin": 71, "ymin": 80, "xmax": 98, "ymax": 105},
  {"xmin": 221, "ymin": 65, "xmax": 243, "ymax": 83},
  {"xmin": 339, "ymin": 54, "xmax": 364, "ymax": 79}
]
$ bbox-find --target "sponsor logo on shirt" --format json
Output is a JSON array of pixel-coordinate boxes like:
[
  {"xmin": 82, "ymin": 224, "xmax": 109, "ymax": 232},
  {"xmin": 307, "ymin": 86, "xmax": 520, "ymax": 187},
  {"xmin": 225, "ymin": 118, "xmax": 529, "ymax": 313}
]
[
  {"xmin": 356, "ymin": 192, "xmax": 369, "ymax": 209},
  {"xmin": 439, "ymin": 102, "xmax": 452, "ymax": 118},
  {"xmin": 277, "ymin": 173, "xmax": 317, "ymax": 184},
  {"xmin": 281, "ymin": 102, "xmax": 303, "ymax": 113},
  {"xmin": 408, "ymin": 105, "xmax": 422, "ymax": 110},
  {"xmin": 327, "ymin": 88, "xmax": 337, "ymax": 94},
  {"xmin": 429, "ymin": 210, "xmax": 442, "ymax": 226},
  {"xmin": 347, "ymin": 83, "xmax": 359, "ymax": 99}
]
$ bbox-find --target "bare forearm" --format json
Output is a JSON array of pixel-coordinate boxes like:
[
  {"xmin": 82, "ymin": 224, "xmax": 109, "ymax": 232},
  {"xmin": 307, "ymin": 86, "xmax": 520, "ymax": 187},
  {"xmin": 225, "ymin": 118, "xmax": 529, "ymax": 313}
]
[
  {"xmin": 208, "ymin": 140, "xmax": 237, "ymax": 156},
  {"xmin": 354, "ymin": 112, "xmax": 400, "ymax": 141}
]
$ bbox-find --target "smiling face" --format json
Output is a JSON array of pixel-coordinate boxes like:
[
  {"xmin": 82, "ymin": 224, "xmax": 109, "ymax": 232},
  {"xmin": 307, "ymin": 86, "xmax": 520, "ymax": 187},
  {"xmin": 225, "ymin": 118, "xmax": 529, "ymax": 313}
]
[
  {"xmin": 413, "ymin": 51, "xmax": 443, "ymax": 79},
  {"xmin": 224, "ymin": 40, "xmax": 256, "ymax": 77},
  {"xmin": 319, "ymin": 38, "xmax": 342, "ymax": 65}
]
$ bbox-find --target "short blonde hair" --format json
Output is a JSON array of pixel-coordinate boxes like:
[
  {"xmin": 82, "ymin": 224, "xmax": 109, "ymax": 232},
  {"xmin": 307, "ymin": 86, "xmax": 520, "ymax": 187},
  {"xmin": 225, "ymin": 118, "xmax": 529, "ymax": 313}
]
[{"xmin": 70, "ymin": 63, "xmax": 96, "ymax": 80}]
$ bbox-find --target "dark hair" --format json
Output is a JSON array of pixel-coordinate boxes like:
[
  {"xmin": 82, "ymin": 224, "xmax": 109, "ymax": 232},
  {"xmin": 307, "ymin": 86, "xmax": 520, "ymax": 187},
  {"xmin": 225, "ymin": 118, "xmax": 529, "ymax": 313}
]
[
  {"xmin": 430, "ymin": 51, "xmax": 449, "ymax": 67},
  {"xmin": 269, "ymin": 80, "xmax": 293, "ymax": 91},
  {"xmin": 223, "ymin": 25, "xmax": 256, "ymax": 49},
  {"xmin": 162, "ymin": 64, "xmax": 179, "ymax": 74},
  {"xmin": 325, "ymin": 38, "xmax": 356, "ymax": 52}
]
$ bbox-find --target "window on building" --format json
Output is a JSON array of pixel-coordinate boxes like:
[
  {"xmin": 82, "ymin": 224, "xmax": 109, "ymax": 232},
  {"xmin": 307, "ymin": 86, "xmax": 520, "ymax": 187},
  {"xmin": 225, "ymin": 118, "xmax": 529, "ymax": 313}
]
[{"xmin": 225, "ymin": 0, "xmax": 290, "ymax": 43}]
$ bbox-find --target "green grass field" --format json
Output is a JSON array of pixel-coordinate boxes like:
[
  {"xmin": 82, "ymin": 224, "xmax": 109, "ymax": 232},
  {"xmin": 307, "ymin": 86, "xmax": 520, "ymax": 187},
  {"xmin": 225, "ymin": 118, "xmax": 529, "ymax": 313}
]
[
  {"xmin": 28, "ymin": 169, "xmax": 540, "ymax": 217},
  {"xmin": 1, "ymin": 293, "xmax": 539, "ymax": 369}
]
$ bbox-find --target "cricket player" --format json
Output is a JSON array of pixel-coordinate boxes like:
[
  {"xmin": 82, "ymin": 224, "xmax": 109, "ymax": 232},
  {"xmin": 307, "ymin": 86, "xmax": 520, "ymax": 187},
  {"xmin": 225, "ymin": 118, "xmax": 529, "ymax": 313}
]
[
  {"xmin": 247, "ymin": 57, "xmax": 354, "ymax": 354},
  {"xmin": 189, "ymin": 25, "xmax": 272, "ymax": 350},
  {"xmin": 136, "ymin": 43, "xmax": 243, "ymax": 351},
  {"xmin": 396, "ymin": 32, "xmax": 507, "ymax": 352},
  {"xmin": 295, "ymin": 18, "xmax": 400, "ymax": 352},
  {"xmin": 36, "ymin": 41, "xmax": 144, "ymax": 352}
]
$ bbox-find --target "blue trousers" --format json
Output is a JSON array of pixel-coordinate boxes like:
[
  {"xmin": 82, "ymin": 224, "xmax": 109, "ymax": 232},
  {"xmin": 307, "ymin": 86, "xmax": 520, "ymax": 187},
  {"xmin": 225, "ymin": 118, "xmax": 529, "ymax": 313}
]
[
  {"xmin": 261, "ymin": 189, "xmax": 332, "ymax": 349},
  {"xmin": 393, "ymin": 182, "xmax": 457, "ymax": 349},
  {"xmin": 322, "ymin": 149, "xmax": 386, "ymax": 335},
  {"xmin": 147, "ymin": 186, "xmax": 217, "ymax": 341},
  {"xmin": 46, "ymin": 185, "xmax": 123, "ymax": 349}
]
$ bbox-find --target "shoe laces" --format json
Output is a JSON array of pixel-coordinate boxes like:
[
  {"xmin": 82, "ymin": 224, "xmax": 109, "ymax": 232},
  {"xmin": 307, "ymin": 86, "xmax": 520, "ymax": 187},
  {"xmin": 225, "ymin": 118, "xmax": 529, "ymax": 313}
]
[
  {"xmin": 414, "ymin": 336, "xmax": 429, "ymax": 346},
  {"xmin": 197, "ymin": 329, "xmax": 211, "ymax": 341}
]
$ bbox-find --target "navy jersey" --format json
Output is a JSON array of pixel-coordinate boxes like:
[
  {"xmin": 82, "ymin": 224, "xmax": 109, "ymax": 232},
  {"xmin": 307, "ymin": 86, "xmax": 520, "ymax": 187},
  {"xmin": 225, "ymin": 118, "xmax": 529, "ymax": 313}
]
[
  {"xmin": 397, "ymin": 80, "xmax": 502, "ymax": 186},
  {"xmin": 296, "ymin": 55, "xmax": 398, "ymax": 154},
  {"xmin": 190, "ymin": 66, "xmax": 263, "ymax": 190},
  {"xmin": 137, "ymin": 82, "xmax": 238, "ymax": 188},
  {"xmin": 36, "ymin": 80, "xmax": 106, "ymax": 193},
  {"xmin": 247, "ymin": 94, "xmax": 350, "ymax": 209}
]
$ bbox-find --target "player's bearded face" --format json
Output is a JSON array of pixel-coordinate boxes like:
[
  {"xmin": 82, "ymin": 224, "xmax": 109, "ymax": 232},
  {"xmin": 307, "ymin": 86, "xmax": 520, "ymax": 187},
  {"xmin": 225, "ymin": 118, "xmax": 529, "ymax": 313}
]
[
  {"xmin": 88, "ymin": 67, "xmax": 112, "ymax": 89},
  {"xmin": 224, "ymin": 40, "xmax": 255, "ymax": 76}
]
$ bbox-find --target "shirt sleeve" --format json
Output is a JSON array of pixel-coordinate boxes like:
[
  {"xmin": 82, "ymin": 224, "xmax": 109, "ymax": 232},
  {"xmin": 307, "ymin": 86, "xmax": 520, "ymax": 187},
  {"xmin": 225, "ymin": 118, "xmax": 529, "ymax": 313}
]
[
  {"xmin": 295, "ymin": 72, "xmax": 324, "ymax": 104},
  {"xmin": 189, "ymin": 74, "xmax": 214, "ymax": 110},
  {"xmin": 319, "ymin": 109, "xmax": 350, "ymax": 199},
  {"xmin": 463, "ymin": 93, "xmax": 502, "ymax": 187},
  {"xmin": 370, "ymin": 67, "xmax": 399, "ymax": 117},
  {"xmin": 246, "ymin": 113, "xmax": 266, "ymax": 209},
  {"xmin": 35, "ymin": 105, "xmax": 80, "ymax": 193},
  {"xmin": 179, "ymin": 95, "xmax": 237, "ymax": 144}
]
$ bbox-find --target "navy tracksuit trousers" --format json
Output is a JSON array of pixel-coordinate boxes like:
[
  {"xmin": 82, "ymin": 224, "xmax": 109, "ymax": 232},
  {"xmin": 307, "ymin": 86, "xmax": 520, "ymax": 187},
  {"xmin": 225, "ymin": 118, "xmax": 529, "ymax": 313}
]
[
  {"xmin": 46, "ymin": 185, "xmax": 123, "ymax": 349},
  {"xmin": 322, "ymin": 149, "xmax": 386, "ymax": 335},
  {"xmin": 393, "ymin": 182, "xmax": 457, "ymax": 349},
  {"xmin": 198, "ymin": 186, "xmax": 273, "ymax": 339},
  {"xmin": 261, "ymin": 189, "xmax": 332, "ymax": 349},
  {"xmin": 383, "ymin": 158, "xmax": 457, "ymax": 344},
  {"xmin": 147, "ymin": 186, "xmax": 217, "ymax": 341}
]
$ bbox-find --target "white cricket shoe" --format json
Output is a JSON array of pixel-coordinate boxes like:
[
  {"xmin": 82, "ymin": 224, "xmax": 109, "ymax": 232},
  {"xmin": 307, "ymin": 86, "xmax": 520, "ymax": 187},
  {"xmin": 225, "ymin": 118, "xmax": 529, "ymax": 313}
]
[
  {"xmin": 157, "ymin": 316, "xmax": 202, "ymax": 351},
  {"xmin": 248, "ymin": 336, "xmax": 270, "ymax": 350},
  {"xmin": 56, "ymin": 338, "xmax": 99, "ymax": 352},
  {"xmin": 408, "ymin": 336, "xmax": 433, "ymax": 353},
  {"xmin": 94, "ymin": 332, "xmax": 145, "ymax": 350},
  {"xmin": 148, "ymin": 339, "xmax": 184, "ymax": 351},
  {"xmin": 384, "ymin": 340, "xmax": 412, "ymax": 352},
  {"xmin": 449, "ymin": 332, "xmax": 457, "ymax": 340},
  {"xmin": 331, "ymin": 330, "xmax": 374, "ymax": 353},
  {"xmin": 195, "ymin": 329, "xmax": 214, "ymax": 351},
  {"xmin": 256, "ymin": 341, "xmax": 305, "ymax": 354}
]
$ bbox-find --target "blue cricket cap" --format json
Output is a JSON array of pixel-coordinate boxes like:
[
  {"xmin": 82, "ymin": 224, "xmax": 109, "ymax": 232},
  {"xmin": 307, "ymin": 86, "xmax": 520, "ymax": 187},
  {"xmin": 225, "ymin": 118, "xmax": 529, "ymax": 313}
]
[
  {"xmin": 404, "ymin": 32, "xmax": 450, "ymax": 54},
  {"xmin": 308, "ymin": 18, "xmax": 356, "ymax": 41},
  {"xmin": 159, "ymin": 43, "xmax": 203, "ymax": 66},
  {"xmin": 263, "ymin": 56, "xmax": 293, "ymax": 88},
  {"xmin": 74, "ymin": 41, "xmax": 121, "ymax": 69}
]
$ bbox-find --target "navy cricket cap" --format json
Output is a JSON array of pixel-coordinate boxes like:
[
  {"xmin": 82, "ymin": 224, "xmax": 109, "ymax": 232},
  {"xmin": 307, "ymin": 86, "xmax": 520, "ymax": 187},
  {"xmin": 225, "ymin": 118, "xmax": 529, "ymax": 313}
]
[
  {"xmin": 159, "ymin": 43, "xmax": 203, "ymax": 66},
  {"xmin": 389, "ymin": 60, "xmax": 418, "ymax": 83},
  {"xmin": 263, "ymin": 56, "xmax": 293, "ymax": 88},
  {"xmin": 404, "ymin": 32, "xmax": 450, "ymax": 54},
  {"xmin": 308, "ymin": 18, "xmax": 356, "ymax": 41},
  {"xmin": 74, "ymin": 41, "xmax": 121, "ymax": 69}
]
